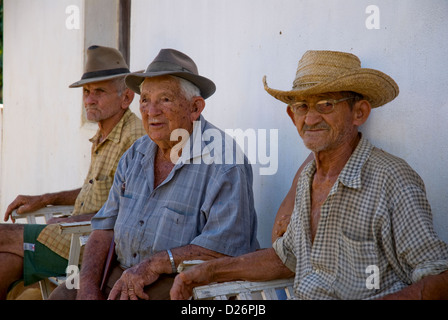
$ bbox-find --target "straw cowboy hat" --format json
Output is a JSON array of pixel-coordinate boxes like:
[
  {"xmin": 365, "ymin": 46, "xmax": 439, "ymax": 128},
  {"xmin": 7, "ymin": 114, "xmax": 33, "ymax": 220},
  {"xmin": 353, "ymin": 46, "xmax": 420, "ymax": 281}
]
[
  {"xmin": 125, "ymin": 48, "xmax": 216, "ymax": 99},
  {"xmin": 263, "ymin": 50, "xmax": 399, "ymax": 108},
  {"xmin": 69, "ymin": 45, "xmax": 130, "ymax": 88}
]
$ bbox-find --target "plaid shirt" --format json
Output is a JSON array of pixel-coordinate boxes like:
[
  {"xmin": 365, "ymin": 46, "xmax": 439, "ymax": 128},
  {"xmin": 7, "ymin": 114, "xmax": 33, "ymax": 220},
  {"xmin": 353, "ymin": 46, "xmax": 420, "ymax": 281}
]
[
  {"xmin": 37, "ymin": 109, "xmax": 145, "ymax": 259},
  {"xmin": 273, "ymin": 136, "xmax": 448, "ymax": 300}
]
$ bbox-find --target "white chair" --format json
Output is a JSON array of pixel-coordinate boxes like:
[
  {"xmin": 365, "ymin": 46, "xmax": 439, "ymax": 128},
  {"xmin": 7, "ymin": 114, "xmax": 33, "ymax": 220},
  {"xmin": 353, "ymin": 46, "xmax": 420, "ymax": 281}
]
[{"xmin": 177, "ymin": 260, "xmax": 295, "ymax": 300}]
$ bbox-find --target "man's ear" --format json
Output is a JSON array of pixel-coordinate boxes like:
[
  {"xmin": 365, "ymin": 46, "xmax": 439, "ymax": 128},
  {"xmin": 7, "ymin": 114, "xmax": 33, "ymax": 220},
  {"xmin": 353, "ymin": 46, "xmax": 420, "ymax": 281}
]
[
  {"xmin": 121, "ymin": 88, "xmax": 135, "ymax": 110},
  {"xmin": 190, "ymin": 97, "xmax": 206, "ymax": 122},
  {"xmin": 352, "ymin": 100, "xmax": 371, "ymax": 126},
  {"xmin": 286, "ymin": 106, "xmax": 297, "ymax": 126}
]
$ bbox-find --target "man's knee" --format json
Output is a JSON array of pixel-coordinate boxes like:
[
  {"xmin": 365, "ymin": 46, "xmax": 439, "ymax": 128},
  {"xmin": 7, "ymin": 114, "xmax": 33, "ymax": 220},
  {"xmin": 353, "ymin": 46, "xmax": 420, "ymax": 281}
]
[
  {"xmin": 0, "ymin": 224, "xmax": 24, "ymax": 255},
  {"xmin": 48, "ymin": 282, "xmax": 78, "ymax": 300}
]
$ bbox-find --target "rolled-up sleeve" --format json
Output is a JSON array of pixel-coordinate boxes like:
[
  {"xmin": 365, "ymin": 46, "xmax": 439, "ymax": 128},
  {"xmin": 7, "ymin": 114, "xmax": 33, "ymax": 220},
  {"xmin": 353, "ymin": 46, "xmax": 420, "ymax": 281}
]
[
  {"xmin": 273, "ymin": 234, "xmax": 297, "ymax": 273},
  {"xmin": 390, "ymin": 184, "xmax": 448, "ymax": 283}
]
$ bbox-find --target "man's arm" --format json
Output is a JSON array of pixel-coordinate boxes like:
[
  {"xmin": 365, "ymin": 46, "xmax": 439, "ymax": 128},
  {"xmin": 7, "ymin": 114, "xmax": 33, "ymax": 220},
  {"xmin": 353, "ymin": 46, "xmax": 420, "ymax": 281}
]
[
  {"xmin": 3, "ymin": 188, "xmax": 81, "ymax": 222},
  {"xmin": 107, "ymin": 244, "xmax": 227, "ymax": 300},
  {"xmin": 379, "ymin": 270, "xmax": 448, "ymax": 300},
  {"xmin": 170, "ymin": 248, "xmax": 294, "ymax": 300},
  {"xmin": 271, "ymin": 153, "xmax": 313, "ymax": 242},
  {"xmin": 77, "ymin": 229, "xmax": 114, "ymax": 300}
]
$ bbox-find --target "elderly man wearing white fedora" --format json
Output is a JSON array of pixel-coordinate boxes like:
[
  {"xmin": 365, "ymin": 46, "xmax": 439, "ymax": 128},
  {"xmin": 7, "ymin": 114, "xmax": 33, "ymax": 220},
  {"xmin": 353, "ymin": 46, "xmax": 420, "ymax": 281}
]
[
  {"xmin": 49, "ymin": 48, "xmax": 259, "ymax": 300},
  {"xmin": 171, "ymin": 50, "xmax": 448, "ymax": 300},
  {"xmin": 0, "ymin": 45, "xmax": 145, "ymax": 299}
]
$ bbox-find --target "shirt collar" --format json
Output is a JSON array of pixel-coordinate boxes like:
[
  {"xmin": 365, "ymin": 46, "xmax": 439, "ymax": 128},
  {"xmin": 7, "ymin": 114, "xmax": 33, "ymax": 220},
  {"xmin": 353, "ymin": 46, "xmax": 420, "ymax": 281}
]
[
  {"xmin": 135, "ymin": 114, "xmax": 211, "ymax": 164},
  {"xmin": 89, "ymin": 108, "xmax": 132, "ymax": 145},
  {"xmin": 178, "ymin": 114, "xmax": 211, "ymax": 164},
  {"xmin": 303, "ymin": 134, "xmax": 374, "ymax": 190}
]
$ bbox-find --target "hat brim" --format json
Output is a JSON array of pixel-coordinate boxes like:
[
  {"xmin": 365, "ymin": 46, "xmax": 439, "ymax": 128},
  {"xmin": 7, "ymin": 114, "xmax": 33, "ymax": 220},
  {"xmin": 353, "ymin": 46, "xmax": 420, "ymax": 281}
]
[
  {"xmin": 125, "ymin": 71, "xmax": 216, "ymax": 99},
  {"xmin": 263, "ymin": 68, "xmax": 399, "ymax": 108},
  {"xmin": 69, "ymin": 72, "xmax": 130, "ymax": 88}
]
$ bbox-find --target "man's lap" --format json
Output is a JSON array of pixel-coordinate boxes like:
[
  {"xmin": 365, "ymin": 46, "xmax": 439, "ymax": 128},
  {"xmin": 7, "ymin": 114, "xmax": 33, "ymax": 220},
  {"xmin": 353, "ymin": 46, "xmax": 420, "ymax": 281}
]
[{"xmin": 49, "ymin": 262, "xmax": 175, "ymax": 300}]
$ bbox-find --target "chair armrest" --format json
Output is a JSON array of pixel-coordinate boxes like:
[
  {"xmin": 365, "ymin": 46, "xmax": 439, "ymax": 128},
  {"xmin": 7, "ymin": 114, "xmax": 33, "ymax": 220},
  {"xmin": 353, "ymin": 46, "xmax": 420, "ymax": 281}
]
[
  {"xmin": 58, "ymin": 221, "xmax": 92, "ymax": 267},
  {"xmin": 11, "ymin": 205, "xmax": 74, "ymax": 224},
  {"xmin": 177, "ymin": 260, "xmax": 205, "ymax": 273},
  {"xmin": 59, "ymin": 221, "xmax": 92, "ymax": 235}
]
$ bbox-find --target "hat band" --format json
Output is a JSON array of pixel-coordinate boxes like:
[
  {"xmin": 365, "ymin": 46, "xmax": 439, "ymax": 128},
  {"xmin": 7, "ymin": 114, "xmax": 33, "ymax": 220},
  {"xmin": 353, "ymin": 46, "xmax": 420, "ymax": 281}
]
[
  {"xmin": 81, "ymin": 67, "xmax": 130, "ymax": 80},
  {"xmin": 147, "ymin": 61, "xmax": 195, "ymax": 74}
]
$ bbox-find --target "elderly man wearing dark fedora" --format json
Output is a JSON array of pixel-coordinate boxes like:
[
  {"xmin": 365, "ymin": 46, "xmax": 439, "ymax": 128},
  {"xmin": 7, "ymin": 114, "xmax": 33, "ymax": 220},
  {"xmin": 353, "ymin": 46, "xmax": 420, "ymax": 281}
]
[
  {"xmin": 49, "ymin": 48, "xmax": 259, "ymax": 300},
  {"xmin": 171, "ymin": 50, "xmax": 448, "ymax": 300},
  {"xmin": 0, "ymin": 45, "xmax": 145, "ymax": 299}
]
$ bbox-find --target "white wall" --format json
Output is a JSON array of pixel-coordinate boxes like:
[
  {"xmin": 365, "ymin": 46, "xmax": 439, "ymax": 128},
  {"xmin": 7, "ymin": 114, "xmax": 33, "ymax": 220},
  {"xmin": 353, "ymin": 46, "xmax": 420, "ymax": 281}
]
[
  {"xmin": 130, "ymin": 0, "xmax": 448, "ymax": 248},
  {"xmin": 1, "ymin": 0, "xmax": 87, "ymax": 217},
  {"xmin": 1, "ymin": 0, "xmax": 447, "ymax": 249},
  {"xmin": 0, "ymin": 0, "xmax": 131, "ymax": 219}
]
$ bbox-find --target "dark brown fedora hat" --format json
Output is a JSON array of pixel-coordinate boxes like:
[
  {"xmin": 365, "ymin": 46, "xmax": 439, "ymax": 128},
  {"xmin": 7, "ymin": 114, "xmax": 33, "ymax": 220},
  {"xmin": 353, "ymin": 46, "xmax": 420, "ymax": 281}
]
[
  {"xmin": 125, "ymin": 49, "xmax": 216, "ymax": 99},
  {"xmin": 69, "ymin": 45, "xmax": 130, "ymax": 88}
]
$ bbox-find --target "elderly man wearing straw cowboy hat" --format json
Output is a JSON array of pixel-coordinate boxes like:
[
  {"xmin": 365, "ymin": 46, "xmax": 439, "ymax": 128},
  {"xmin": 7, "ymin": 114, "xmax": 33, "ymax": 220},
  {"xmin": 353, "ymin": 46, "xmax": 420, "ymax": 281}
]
[
  {"xmin": 0, "ymin": 45, "xmax": 145, "ymax": 299},
  {"xmin": 171, "ymin": 50, "xmax": 448, "ymax": 300},
  {"xmin": 48, "ymin": 48, "xmax": 259, "ymax": 300}
]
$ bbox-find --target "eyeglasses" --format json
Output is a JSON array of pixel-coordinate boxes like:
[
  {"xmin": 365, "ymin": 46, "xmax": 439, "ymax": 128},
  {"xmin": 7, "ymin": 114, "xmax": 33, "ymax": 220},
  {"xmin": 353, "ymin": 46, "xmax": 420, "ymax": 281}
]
[{"xmin": 289, "ymin": 97, "xmax": 354, "ymax": 116}]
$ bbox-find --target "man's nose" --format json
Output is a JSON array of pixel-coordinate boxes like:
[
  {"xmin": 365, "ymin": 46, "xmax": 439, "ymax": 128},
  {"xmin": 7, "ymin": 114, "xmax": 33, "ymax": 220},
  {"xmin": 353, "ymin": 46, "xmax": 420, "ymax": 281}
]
[
  {"xmin": 84, "ymin": 93, "xmax": 97, "ymax": 105},
  {"xmin": 303, "ymin": 106, "xmax": 323, "ymax": 126},
  {"xmin": 141, "ymin": 102, "xmax": 162, "ymax": 116}
]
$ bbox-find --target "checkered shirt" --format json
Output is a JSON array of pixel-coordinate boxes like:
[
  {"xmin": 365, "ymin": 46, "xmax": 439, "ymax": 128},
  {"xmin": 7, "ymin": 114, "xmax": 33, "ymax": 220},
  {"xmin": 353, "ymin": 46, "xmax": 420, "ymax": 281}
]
[
  {"xmin": 37, "ymin": 109, "xmax": 145, "ymax": 260},
  {"xmin": 273, "ymin": 136, "xmax": 448, "ymax": 300}
]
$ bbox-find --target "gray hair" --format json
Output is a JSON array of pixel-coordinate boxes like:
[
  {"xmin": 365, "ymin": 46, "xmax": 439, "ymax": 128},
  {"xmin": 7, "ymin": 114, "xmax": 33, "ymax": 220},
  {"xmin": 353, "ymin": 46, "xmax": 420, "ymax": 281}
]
[
  {"xmin": 138, "ymin": 76, "xmax": 201, "ymax": 101},
  {"xmin": 110, "ymin": 75, "xmax": 127, "ymax": 97}
]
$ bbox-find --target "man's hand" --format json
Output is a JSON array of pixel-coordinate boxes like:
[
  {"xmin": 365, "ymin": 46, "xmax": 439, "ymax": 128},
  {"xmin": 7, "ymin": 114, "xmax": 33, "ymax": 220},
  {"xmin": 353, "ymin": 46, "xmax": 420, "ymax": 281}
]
[
  {"xmin": 108, "ymin": 260, "xmax": 160, "ymax": 300},
  {"xmin": 170, "ymin": 263, "xmax": 213, "ymax": 300},
  {"xmin": 4, "ymin": 194, "xmax": 47, "ymax": 222}
]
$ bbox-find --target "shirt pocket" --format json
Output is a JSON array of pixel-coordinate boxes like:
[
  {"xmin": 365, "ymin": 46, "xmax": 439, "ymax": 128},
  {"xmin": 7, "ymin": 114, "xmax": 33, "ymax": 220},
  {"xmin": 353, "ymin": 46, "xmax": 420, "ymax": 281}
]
[
  {"xmin": 334, "ymin": 232, "xmax": 379, "ymax": 299},
  {"xmin": 77, "ymin": 176, "xmax": 113, "ymax": 213},
  {"xmin": 152, "ymin": 206, "xmax": 199, "ymax": 252}
]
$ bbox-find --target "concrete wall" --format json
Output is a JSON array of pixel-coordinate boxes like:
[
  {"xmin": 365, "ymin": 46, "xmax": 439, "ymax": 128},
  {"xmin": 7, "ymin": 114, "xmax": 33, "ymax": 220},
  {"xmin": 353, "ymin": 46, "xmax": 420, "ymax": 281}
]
[{"xmin": 129, "ymin": 0, "xmax": 448, "ymax": 248}]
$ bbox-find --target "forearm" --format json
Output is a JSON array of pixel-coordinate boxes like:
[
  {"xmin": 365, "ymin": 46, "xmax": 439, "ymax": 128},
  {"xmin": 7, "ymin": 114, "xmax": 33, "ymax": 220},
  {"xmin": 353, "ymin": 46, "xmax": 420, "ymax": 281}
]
[
  {"xmin": 206, "ymin": 248, "xmax": 294, "ymax": 283},
  {"xmin": 78, "ymin": 229, "xmax": 114, "ymax": 299},
  {"xmin": 170, "ymin": 248, "xmax": 294, "ymax": 300},
  {"xmin": 48, "ymin": 212, "xmax": 96, "ymax": 224},
  {"xmin": 42, "ymin": 188, "xmax": 81, "ymax": 206},
  {"xmin": 380, "ymin": 270, "xmax": 448, "ymax": 300},
  {"xmin": 150, "ymin": 244, "xmax": 228, "ymax": 275}
]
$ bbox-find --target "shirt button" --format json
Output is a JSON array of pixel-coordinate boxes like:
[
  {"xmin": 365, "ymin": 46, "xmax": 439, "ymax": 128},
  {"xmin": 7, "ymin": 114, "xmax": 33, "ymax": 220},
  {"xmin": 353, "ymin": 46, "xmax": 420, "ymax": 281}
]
[
  {"xmin": 89, "ymin": 179, "xmax": 94, "ymax": 184},
  {"xmin": 139, "ymin": 220, "xmax": 144, "ymax": 226},
  {"xmin": 133, "ymin": 253, "xmax": 137, "ymax": 258}
]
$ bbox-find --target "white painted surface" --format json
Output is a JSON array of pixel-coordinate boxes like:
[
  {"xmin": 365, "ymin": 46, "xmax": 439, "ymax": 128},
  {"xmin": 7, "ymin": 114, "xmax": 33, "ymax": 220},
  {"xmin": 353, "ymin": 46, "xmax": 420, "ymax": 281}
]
[
  {"xmin": 1, "ymin": 0, "xmax": 447, "ymax": 249},
  {"xmin": 130, "ymin": 0, "xmax": 448, "ymax": 247}
]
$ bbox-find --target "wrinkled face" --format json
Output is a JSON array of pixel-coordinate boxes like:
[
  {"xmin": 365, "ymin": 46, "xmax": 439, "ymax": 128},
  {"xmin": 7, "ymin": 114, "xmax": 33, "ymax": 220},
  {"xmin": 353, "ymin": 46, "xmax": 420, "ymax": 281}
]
[
  {"xmin": 82, "ymin": 80, "xmax": 125, "ymax": 122},
  {"xmin": 288, "ymin": 92, "xmax": 359, "ymax": 153},
  {"xmin": 139, "ymin": 76, "xmax": 196, "ymax": 147}
]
